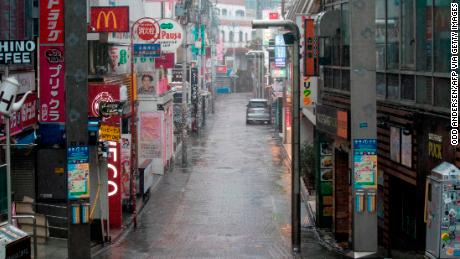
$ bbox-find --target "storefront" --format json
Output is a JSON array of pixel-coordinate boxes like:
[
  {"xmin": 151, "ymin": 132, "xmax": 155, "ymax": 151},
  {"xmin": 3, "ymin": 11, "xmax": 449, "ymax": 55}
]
[{"xmin": 315, "ymin": 103, "xmax": 349, "ymax": 241}]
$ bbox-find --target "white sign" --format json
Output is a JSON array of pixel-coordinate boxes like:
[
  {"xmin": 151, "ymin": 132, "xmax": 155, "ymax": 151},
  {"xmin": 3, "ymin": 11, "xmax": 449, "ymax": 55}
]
[
  {"xmin": 0, "ymin": 40, "xmax": 36, "ymax": 64},
  {"xmin": 157, "ymin": 19, "xmax": 184, "ymax": 52}
]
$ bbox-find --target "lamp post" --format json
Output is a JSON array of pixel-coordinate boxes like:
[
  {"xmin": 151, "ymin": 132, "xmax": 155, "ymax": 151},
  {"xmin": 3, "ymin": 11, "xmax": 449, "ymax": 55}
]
[{"xmin": 252, "ymin": 19, "xmax": 301, "ymax": 253}]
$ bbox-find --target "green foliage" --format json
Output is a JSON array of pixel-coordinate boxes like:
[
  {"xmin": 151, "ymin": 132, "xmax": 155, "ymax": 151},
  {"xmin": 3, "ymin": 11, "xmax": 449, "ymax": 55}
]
[{"xmin": 300, "ymin": 141, "xmax": 315, "ymax": 188}]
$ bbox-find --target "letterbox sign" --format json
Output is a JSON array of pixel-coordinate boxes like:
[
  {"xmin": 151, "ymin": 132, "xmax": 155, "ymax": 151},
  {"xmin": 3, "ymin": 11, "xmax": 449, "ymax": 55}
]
[
  {"xmin": 0, "ymin": 41, "xmax": 36, "ymax": 64},
  {"xmin": 90, "ymin": 6, "xmax": 129, "ymax": 32},
  {"xmin": 157, "ymin": 18, "xmax": 184, "ymax": 52}
]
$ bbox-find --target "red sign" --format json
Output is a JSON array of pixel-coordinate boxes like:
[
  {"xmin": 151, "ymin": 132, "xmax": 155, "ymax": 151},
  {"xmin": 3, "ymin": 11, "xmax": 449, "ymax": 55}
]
[
  {"xmin": 108, "ymin": 140, "xmax": 122, "ymax": 228},
  {"xmin": 269, "ymin": 12, "xmax": 279, "ymax": 20},
  {"xmin": 305, "ymin": 18, "xmax": 318, "ymax": 76},
  {"xmin": 88, "ymin": 84, "xmax": 120, "ymax": 124},
  {"xmin": 39, "ymin": 45, "xmax": 65, "ymax": 123},
  {"xmin": 40, "ymin": 0, "xmax": 64, "ymax": 44},
  {"xmin": 155, "ymin": 53, "xmax": 174, "ymax": 69},
  {"xmin": 137, "ymin": 20, "xmax": 160, "ymax": 41},
  {"xmin": 216, "ymin": 65, "xmax": 227, "ymax": 74},
  {"xmin": 90, "ymin": 6, "xmax": 129, "ymax": 32},
  {"xmin": 0, "ymin": 93, "xmax": 37, "ymax": 139}
]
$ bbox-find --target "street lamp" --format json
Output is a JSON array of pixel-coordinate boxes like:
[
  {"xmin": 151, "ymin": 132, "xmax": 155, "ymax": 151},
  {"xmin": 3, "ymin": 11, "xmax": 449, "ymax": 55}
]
[{"xmin": 252, "ymin": 19, "xmax": 301, "ymax": 253}]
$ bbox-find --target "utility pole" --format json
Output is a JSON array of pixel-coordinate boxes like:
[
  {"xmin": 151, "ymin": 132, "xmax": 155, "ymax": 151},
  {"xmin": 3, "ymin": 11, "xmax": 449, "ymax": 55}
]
[{"xmin": 65, "ymin": 0, "xmax": 90, "ymax": 258}]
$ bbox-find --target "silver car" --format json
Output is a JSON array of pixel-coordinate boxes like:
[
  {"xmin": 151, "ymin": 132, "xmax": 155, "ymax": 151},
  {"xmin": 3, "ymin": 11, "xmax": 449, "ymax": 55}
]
[{"xmin": 246, "ymin": 99, "xmax": 271, "ymax": 124}]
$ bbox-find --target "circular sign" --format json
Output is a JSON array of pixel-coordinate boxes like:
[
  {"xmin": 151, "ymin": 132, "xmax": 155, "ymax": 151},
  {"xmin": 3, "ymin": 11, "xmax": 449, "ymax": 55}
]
[
  {"xmin": 157, "ymin": 18, "xmax": 184, "ymax": 52},
  {"xmin": 136, "ymin": 20, "xmax": 160, "ymax": 41}
]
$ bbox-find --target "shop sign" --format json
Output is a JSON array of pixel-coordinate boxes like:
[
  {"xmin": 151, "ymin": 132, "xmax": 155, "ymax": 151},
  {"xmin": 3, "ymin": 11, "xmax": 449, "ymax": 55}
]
[
  {"xmin": 67, "ymin": 146, "xmax": 90, "ymax": 200},
  {"xmin": 0, "ymin": 93, "xmax": 37, "ymax": 138},
  {"xmin": 269, "ymin": 12, "xmax": 280, "ymax": 20},
  {"xmin": 191, "ymin": 68, "xmax": 198, "ymax": 103},
  {"xmin": 337, "ymin": 110, "xmax": 348, "ymax": 140},
  {"xmin": 120, "ymin": 134, "xmax": 131, "ymax": 200},
  {"xmin": 428, "ymin": 133, "xmax": 443, "ymax": 160},
  {"xmin": 90, "ymin": 6, "xmax": 129, "ymax": 32},
  {"xmin": 172, "ymin": 66, "xmax": 182, "ymax": 83},
  {"xmin": 155, "ymin": 53, "xmax": 175, "ymax": 69},
  {"xmin": 0, "ymin": 40, "xmax": 36, "ymax": 64},
  {"xmin": 271, "ymin": 68, "xmax": 286, "ymax": 78},
  {"xmin": 316, "ymin": 105, "xmax": 337, "ymax": 135},
  {"xmin": 304, "ymin": 18, "xmax": 318, "ymax": 76},
  {"xmin": 353, "ymin": 139, "xmax": 377, "ymax": 190},
  {"xmin": 302, "ymin": 76, "xmax": 317, "ymax": 108},
  {"xmin": 133, "ymin": 44, "xmax": 161, "ymax": 58},
  {"xmin": 40, "ymin": 0, "xmax": 64, "ymax": 45},
  {"xmin": 88, "ymin": 84, "xmax": 120, "ymax": 124},
  {"xmin": 99, "ymin": 101, "xmax": 124, "ymax": 117},
  {"xmin": 135, "ymin": 18, "xmax": 160, "ymax": 42},
  {"xmin": 157, "ymin": 19, "xmax": 184, "ymax": 52},
  {"xmin": 39, "ymin": 45, "xmax": 65, "ymax": 123},
  {"xmin": 107, "ymin": 140, "xmax": 122, "ymax": 228},
  {"xmin": 99, "ymin": 124, "xmax": 120, "ymax": 141},
  {"xmin": 216, "ymin": 65, "xmax": 227, "ymax": 74}
]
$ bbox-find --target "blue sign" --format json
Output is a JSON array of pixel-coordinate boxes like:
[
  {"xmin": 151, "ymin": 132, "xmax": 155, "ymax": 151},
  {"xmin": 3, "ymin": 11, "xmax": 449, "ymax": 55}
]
[
  {"xmin": 133, "ymin": 44, "xmax": 161, "ymax": 57},
  {"xmin": 274, "ymin": 57, "xmax": 286, "ymax": 67},
  {"xmin": 68, "ymin": 146, "xmax": 89, "ymax": 164},
  {"xmin": 353, "ymin": 139, "xmax": 377, "ymax": 155},
  {"xmin": 67, "ymin": 146, "xmax": 90, "ymax": 200}
]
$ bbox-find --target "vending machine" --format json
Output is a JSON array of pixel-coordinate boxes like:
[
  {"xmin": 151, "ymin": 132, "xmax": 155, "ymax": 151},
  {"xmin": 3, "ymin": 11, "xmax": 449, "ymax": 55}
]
[{"xmin": 425, "ymin": 162, "xmax": 460, "ymax": 258}]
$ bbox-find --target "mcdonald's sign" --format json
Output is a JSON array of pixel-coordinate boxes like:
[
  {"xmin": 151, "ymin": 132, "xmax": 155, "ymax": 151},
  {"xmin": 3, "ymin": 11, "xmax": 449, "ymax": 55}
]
[{"xmin": 90, "ymin": 6, "xmax": 129, "ymax": 32}]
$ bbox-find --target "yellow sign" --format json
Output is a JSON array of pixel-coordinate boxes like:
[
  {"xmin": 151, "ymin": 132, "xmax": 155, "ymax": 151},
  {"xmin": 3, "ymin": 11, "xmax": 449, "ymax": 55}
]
[
  {"xmin": 99, "ymin": 125, "xmax": 120, "ymax": 141},
  {"xmin": 97, "ymin": 11, "xmax": 117, "ymax": 30}
]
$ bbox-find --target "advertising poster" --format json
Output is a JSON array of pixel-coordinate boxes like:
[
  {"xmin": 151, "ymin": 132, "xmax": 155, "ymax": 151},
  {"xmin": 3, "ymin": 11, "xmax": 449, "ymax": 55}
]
[
  {"xmin": 67, "ymin": 146, "xmax": 90, "ymax": 200},
  {"xmin": 120, "ymin": 134, "xmax": 131, "ymax": 200},
  {"xmin": 88, "ymin": 84, "xmax": 121, "ymax": 124},
  {"xmin": 353, "ymin": 139, "xmax": 377, "ymax": 190},
  {"xmin": 108, "ymin": 46, "xmax": 131, "ymax": 74},
  {"xmin": 137, "ymin": 72, "xmax": 156, "ymax": 97},
  {"xmin": 139, "ymin": 112, "xmax": 162, "ymax": 162},
  {"xmin": 0, "ymin": 93, "xmax": 37, "ymax": 139}
]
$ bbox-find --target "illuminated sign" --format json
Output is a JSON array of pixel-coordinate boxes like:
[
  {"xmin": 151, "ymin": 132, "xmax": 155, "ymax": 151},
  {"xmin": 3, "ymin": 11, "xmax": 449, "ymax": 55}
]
[
  {"xmin": 108, "ymin": 140, "xmax": 122, "ymax": 228},
  {"xmin": 90, "ymin": 6, "xmax": 129, "ymax": 32},
  {"xmin": 135, "ymin": 19, "xmax": 161, "ymax": 41},
  {"xmin": 157, "ymin": 19, "xmax": 184, "ymax": 52}
]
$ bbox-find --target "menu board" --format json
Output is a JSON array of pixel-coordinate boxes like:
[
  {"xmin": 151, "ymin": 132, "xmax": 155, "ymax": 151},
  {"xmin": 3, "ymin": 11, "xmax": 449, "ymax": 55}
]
[
  {"xmin": 353, "ymin": 139, "xmax": 377, "ymax": 190},
  {"xmin": 320, "ymin": 142, "xmax": 333, "ymax": 181}
]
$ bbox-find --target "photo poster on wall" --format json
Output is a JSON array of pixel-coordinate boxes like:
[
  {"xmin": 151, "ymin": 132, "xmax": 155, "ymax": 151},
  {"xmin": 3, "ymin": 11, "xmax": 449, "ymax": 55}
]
[
  {"xmin": 353, "ymin": 139, "xmax": 378, "ymax": 190},
  {"xmin": 67, "ymin": 146, "xmax": 90, "ymax": 200},
  {"xmin": 139, "ymin": 112, "xmax": 163, "ymax": 163},
  {"xmin": 401, "ymin": 132, "xmax": 412, "ymax": 168},
  {"xmin": 120, "ymin": 134, "xmax": 131, "ymax": 201},
  {"xmin": 320, "ymin": 142, "xmax": 333, "ymax": 182}
]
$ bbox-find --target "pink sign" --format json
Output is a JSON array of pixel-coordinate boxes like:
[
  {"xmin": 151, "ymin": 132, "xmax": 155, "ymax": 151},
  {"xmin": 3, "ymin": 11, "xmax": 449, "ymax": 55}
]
[
  {"xmin": 40, "ymin": 0, "xmax": 64, "ymax": 45},
  {"xmin": 39, "ymin": 45, "xmax": 65, "ymax": 123},
  {"xmin": 155, "ymin": 53, "xmax": 174, "ymax": 69}
]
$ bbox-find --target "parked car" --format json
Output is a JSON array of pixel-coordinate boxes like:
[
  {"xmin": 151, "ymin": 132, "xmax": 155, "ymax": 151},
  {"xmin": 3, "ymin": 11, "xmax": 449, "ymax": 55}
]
[{"xmin": 246, "ymin": 99, "xmax": 270, "ymax": 124}]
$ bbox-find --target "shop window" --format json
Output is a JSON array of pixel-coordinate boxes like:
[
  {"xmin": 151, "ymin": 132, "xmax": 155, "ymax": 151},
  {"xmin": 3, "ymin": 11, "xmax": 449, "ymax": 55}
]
[
  {"xmin": 222, "ymin": 9, "xmax": 227, "ymax": 16},
  {"xmin": 221, "ymin": 30, "xmax": 225, "ymax": 42},
  {"xmin": 434, "ymin": 77, "xmax": 449, "ymax": 108},
  {"xmin": 434, "ymin": 0, "xmax": 451, "ymax": 73},
  {"xmin": 376, "ymin": 73, "xmax": 386, "ymax": 97},
  {"xmin": 333, "ymin": 69, "xmax": 341, "ymax": 90},
  {"xmin": 376, "ymin": 0, "xmax": 386, "ymax": 70},
  {"xmin": 401, "ymin": 75, "xmax": 415, "ymax": 101},
  {"xmin": 387, "ymin": 73, "xmax": 399, "ymax": 100},
  {"xmin": 390, "ymin": 127, "xmax": 401, "ymax": 163},
  {"xmin": 341, "ymin": 3, "xmax": 350, "ymax": 67},
  {"xmin": 415, "ymin": 0, "xmax": 432, "ymax": 71},
  {"xmin": 332, "ymin": 32, "xmax": 341, "ymax": 66},
  {"xmin": 229, "ymin": 31, "xmax": 234, "ymax": 42},
  {"xmin": 416, "ymin": 76, "xmax": 432, "ymax": 105},
  {"xmin": 341, "ymin": 69, "xmax": 350, "ymax": 91},
  {"xmin": 236, "ymin": 10, "xmax": 244, "ymax": 17},
  {"xmin": 215, "ymin": 8, "xmax": 220, "ymax": 15},
  {"xmin": 387, "ymin": 0, "xmax": 400, "ymax": 69},
  {"xmin": 401, "ymin": 0, "xmax": 415, "ymax": 68},
  {"xmin": 239, "ymin": 31, "xmax": 243, "ymax": 42},
  {"xmin": 245, "ymin": 32, "xmax": 248, "ymax": 42}
]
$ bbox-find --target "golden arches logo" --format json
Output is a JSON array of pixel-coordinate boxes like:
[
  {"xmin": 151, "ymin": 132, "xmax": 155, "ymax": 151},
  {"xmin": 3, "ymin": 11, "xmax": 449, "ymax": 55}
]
[{"xmin": 96, "ymin": 11, "xmax": 117, "ymax": 30}]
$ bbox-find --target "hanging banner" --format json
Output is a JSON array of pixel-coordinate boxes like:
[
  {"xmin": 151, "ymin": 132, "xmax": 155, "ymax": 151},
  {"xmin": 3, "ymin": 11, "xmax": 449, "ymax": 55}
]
[
  {"xmin": 39, "ymin": 45, "xmax": 65, "ymax": 123},
  {"xmin": 67, "ymin": 146, "xmax": 90, "ymax": 200},
  {"xmin": 90, "ymin": 6, "xmax": 130, "ymax": 32}
]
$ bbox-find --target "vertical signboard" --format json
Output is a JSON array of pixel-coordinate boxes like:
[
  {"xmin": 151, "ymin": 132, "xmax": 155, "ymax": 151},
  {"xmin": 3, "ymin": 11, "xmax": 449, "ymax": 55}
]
[
  {"xmin": 304, "ymin": 18, "xmax": 318, "ymax": 76},
  {"xmin": 139, "ymin": 112, "xmax": 162, "ymax": 164},
  {"xmin": 108, "ymin": 141, "xmax": 121, "ymax": 228},
  {"xmin": 67, "ymin": 146, "xmax": 90, "ymax": 200},
  {"xmin": 191, "ymin": 67, "xmax": 198, "ymax": 115},
  {"xmin": 353, "ymin": 139, "xmax": 377, "ymax": 190},
  {"xmin": 302, "ymin": 76, "xmax": 317, "ymax": 108},
  {"xmin": 120, "ymin": 134, "xmax": 131, "ymax": 201},
  {"xmin": 40, "ymin": 0, "xmax": 65, "ymax": 123}
]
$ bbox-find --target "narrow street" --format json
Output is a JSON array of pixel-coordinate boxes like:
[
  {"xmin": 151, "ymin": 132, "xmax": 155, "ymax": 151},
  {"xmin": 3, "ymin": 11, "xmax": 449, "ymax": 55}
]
[{"xmin": 93, "ymin": 93, "xmax": 341, "ymax": 258}]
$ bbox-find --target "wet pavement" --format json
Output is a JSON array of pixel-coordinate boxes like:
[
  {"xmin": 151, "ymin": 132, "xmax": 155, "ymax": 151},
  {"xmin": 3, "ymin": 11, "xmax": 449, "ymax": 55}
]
[{"xmin": 94, "ymin": 93, "xmax": 342, "ymax": 259}]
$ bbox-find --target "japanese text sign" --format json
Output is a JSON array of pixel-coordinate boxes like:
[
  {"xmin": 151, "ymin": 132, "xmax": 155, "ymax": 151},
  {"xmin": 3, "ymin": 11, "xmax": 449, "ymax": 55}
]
[
  {"xmin": 67, "ymin": 146, "xmax": 90, "ymax": 200},
  {"xmin": 40, "ymin": 0, "xmax": 64, "ymax": 44}
]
